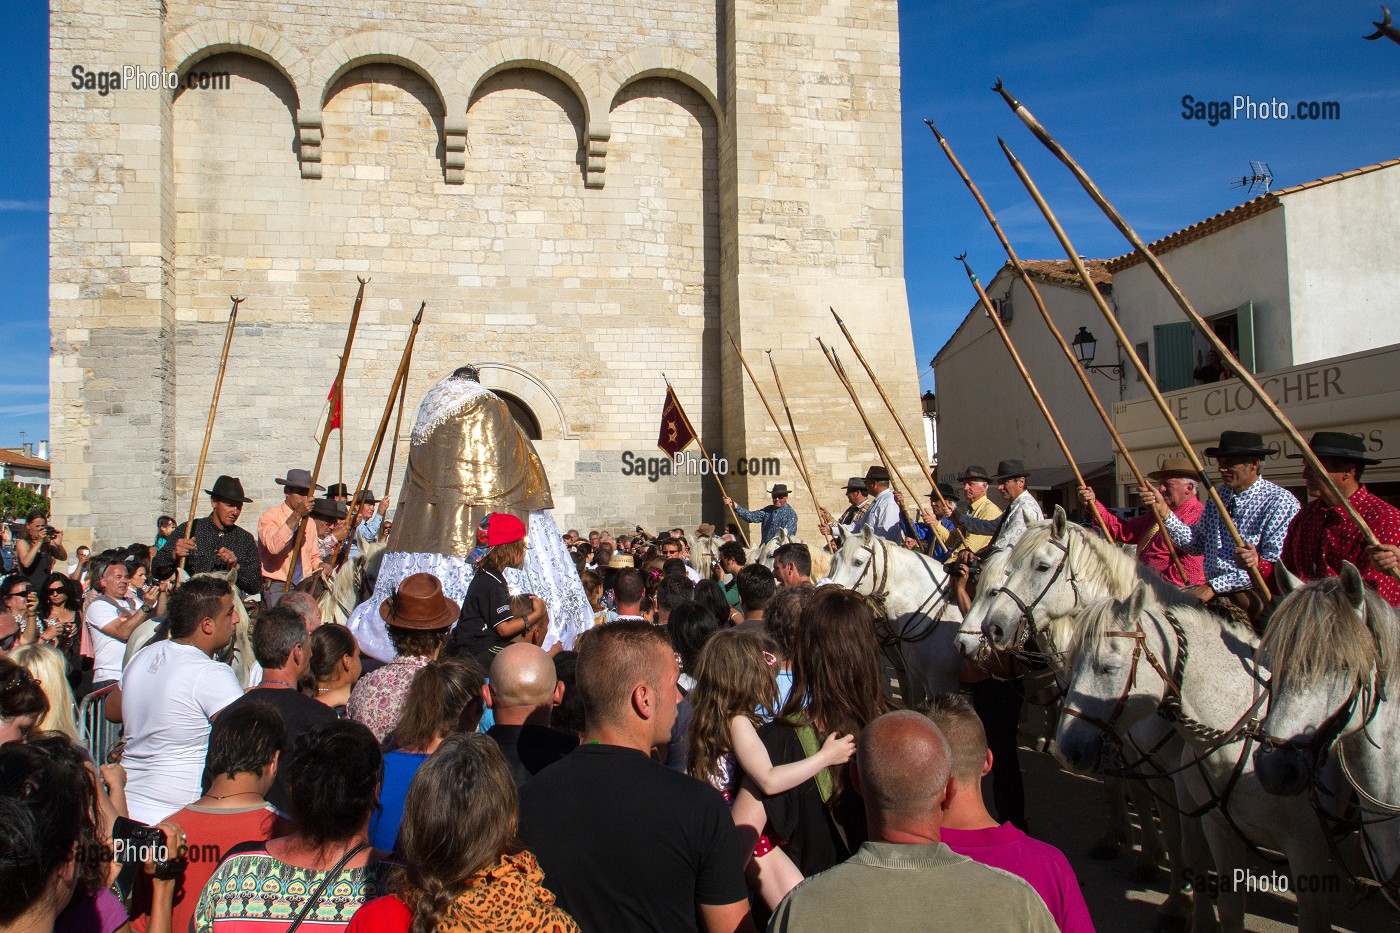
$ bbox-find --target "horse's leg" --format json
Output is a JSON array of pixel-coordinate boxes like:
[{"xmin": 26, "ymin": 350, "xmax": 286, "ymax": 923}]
[
  {"xmin": 1175, "ymin": 802, "xmax": 1219, "ymax": 933},
  {"xmin": 1092, "ymin": 776, "xmax": 1130, "ymax": 860},
  {"xmin": 1281, "ymin": 805, "xmax": 1343, "ymax": 933},
  {"xmin": 1147, "ymin": 777, "xmax": 1191, "ymax": 932},
  {"xmin": 1202, "ymin": 813, "xmax": 1247, "ymax": 933},
  {"xmin": 1127, "ymin": 779, "xmax": 1167, "ymax": 882}
]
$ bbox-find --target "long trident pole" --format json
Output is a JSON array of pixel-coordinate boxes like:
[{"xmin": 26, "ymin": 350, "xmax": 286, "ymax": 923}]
[
  {"xmin": 996, "ymin": 81, "xmax": 1396, "ymax": 584},
  {"xmin": 817, "ymin": 339, "xmax": 924, "ymax": 513},
  {"xmin": 286, "ymin": 277, "xmax": 368, "ymax": 592},
  {"xmin": 828, "ymin": 309, "xmax": 972, "ymax": 552},
  {"xmin": 334, "ymin": 303, "xmax": 424, "ymax": 570},
  {"xmin": 178, "ymin": 296, "xmax": 243, "ymax": 571},
  {"xmin": 665, "ymin": 375, "xmax": 749, "ymax": 547},
  {"xmin": 957, "ymin": 255, "xmax": 1115, "ymax": 542},
  {"xmin": 381, "ymin": 351, "xmax": 411, "ymax": 502},
  {"xmin": 1000, "ymin": 140, "xmax": 1270, "ymax": 600},
  {"xmin": 766, "ymin": 352, "xmax": 815, "ymax": 494},
  {"xmin": 725, "ymin": 333, "xmax": 833, "ymax": 547},
  {"xmin": 926, "ymin": 120, "xmax": 1188, "ymax": 581}
]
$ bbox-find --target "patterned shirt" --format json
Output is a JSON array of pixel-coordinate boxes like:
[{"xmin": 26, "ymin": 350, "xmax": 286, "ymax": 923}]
[
  {"xmin": 733, "ymin": 502, "xmax": 798, "ymax": 544},
  {"xmin": 347, "ymin": 654, "xmax": 432, "ymax": 743},
  {"xmin": 958, "ymin": 491, "xmax": 1043, "ymax": 552},
  {"xmin": 1094, "ymin": 498, "xmax": 1205, "ymax": 587},
  {"xmin": 153, "ymin": 517, "xmax": 262, "ymax": 596},
  {"xmin": 193, "ymin": 843, "xmax": 393, "ymax": 933},
  {"xmin": 1165, "ymin": 477, "xmax": 1300, "ymax": 594},
  {"xmin": 1282, "ymin": 486, "xmax": 1400, "ymax": 607}
]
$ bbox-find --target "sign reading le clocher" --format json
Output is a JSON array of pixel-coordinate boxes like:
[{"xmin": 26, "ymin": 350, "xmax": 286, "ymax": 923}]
[{"xmin": 1112, "ymin": 344, "xmax": 1400, "ymax": 493}]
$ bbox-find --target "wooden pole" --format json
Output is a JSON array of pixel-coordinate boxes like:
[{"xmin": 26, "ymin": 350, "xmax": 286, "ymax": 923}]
[
  {"xmin": 957, "ymin": 255, "xmax": 1115, "ymax": 542},
  {"xmin": 766, "ymin": 352, "xmax": 815, "ymax": 493},
  {"xmin": 335, "ymin": 303, "xmax": 424, "ymax": 569},
  {"xmin": 381, "ymin": 346, "xmax": 411, "ymax": 502},
  {"xmin": 996, "ymin": 82, "xmax": 1395, "ymax": 583},
  {"xmin": 286, "ymin": 277, "xmax": 369, "ymax": 592},
  {"xmin": 817, "ymin": 339, "xmax": 923, "ymax": 515},
  {"xmin": 828, "ymin": 308, "xmax": 973, "ymax": 552},
  {"xmin": 664, "ymin": 376, "xmax": 749, "ymax": 547},
  {"xmin": 725, "ymin": 333, "xmax": 833, "ymax": 547},
  {"xmin": 179, "ymin": 296, "xmax": 242, "ymax": 571},
  {"xmin": 999, "ymin": 140, "xmax": 1270, "ymax": 600},
  {"xmin": 925, "ymin": 119, "xmax": 1189, "ymax": 582}
]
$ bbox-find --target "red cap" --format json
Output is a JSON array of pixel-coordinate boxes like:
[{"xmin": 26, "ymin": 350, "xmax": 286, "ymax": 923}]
[{"xmin": 477, "ymin": 512, "xmax": 527, "ymax": 547}]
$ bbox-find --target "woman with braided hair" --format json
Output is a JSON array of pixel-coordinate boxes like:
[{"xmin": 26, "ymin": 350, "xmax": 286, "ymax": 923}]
[{"xmin": 348, "ymin": 733, "xmax": 578, "ymax": 933}]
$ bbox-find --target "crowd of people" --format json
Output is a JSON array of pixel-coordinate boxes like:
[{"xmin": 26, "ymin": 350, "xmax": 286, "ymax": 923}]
[{"xmin": 1, "ymin": 421, "xmax": 1398, "ymax": 932}]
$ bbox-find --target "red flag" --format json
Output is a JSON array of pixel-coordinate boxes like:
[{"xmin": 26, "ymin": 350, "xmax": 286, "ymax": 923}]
[
  {"xmin": 657, "ymin": 385, "xmax": 697, "ymax": 456},
  {"xmin": 327, "ymin": 377, "xmax": 343, "ymax": 432}
]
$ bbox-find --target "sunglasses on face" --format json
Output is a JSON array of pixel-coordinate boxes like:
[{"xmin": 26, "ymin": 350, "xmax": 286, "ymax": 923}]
[
  {"xmin": 5, "ymin": 590, "xmax": 29, "ymax": 600},
  {"xmin": 46, "ymin": 587, "xmax": 65, "ymax": 595}
]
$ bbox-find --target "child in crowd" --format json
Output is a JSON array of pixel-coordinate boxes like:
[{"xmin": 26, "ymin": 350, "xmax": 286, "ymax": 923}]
[{"xmin": 685, "ymin": 629, "xmax": 855, "ymax": 908}]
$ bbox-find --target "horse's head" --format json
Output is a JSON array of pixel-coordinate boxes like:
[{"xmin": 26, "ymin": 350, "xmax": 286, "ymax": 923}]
[
  {"xmin": 826, "ymin": 526, "xmax": 881, "ymax": 596},
  {"xmin": 1056, "ymin": 582, "xmax": 1165, "ymax": 774},
  {"xmin": 955, "ymin": 547, "xmax": 1010, "ymax": 660},
  {"xmin": 1254, "ymin": 562, "xmax": 1393, "ymax": 796},
  {"xmin": 969, "ymin": 508, "xmax": 1081, "ymax": 651}
]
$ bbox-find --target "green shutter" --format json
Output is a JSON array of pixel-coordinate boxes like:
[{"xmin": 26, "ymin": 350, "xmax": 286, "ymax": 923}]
[
  {"xmin": 1154, "ymin": 322, "xmax": 1195, "ymax": 391},
  {"xmin": 1234, "ymin": 301, "xmax": 1255, "ymax": 374}
]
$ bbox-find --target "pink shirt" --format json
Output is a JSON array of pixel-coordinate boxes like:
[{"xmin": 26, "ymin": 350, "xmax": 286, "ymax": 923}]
[
  {"xmin": 1095, "ymin": 497, "xmax": 1205, "ymax": 587},
  {"xmin": 256, "ymin": 501, "xmax": 321, "ymax": 582},
  {"xmin": 942, "ymin": 822, "xmax": 1095, "ymax": 933}
]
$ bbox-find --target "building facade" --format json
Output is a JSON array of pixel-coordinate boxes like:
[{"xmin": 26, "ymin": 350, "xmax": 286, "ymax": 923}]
[{"xmin": 50, "ymin": 1, "xmax": 923, "ymax": 546}]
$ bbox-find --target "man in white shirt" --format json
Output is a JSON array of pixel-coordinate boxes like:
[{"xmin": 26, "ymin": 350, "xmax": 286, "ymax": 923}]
[
  {"xmin": 113, "ymin": 575, "xmax": 242, "ymax": 823},
  {"xmin": 86, "ymin": 558, "xmax": 159, "ymax": 690},
  {"xmin": 822, "ymin": 466, "xmax": 903, "ymax": 544}
]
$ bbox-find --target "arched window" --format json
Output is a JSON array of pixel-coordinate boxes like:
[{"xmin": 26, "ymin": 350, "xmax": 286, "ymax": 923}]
[{"xmin": 495, "ymin": 391, "xmax": 542, "ymax": 440}]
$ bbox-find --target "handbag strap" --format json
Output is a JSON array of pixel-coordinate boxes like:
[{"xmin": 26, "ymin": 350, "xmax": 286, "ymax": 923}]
[
  {"xmin": 792, "ymin": 722, "xmax": 833, "ymax": 803},
  {"xmin": 285, "ymin": 842, "xmax": 368, "ymax": 933}
]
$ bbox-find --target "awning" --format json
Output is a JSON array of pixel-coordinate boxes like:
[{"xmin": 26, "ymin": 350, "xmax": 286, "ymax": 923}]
[{"xmin": 1024, "ymin": 460, "xmax": 1113, "ymax": 491}]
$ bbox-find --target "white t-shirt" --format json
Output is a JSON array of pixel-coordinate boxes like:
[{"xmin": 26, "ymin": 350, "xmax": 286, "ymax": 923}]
[
  {"xmin": 86, "ymin": 600, "xmax": 131, "ymax": 684},
  {"xmin": 120, "ymin": 640, "xmax": 242, "ymax": 824}
]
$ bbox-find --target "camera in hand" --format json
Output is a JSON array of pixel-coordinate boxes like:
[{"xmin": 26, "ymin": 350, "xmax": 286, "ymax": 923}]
[{"xmin": 111, "ymin": 815, "xmax": 185, "ymax": 878}]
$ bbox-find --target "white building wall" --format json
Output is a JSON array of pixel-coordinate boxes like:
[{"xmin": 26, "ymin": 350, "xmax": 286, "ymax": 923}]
[
  {"xmin": 1282, "ymin": 168, "xmax": 1400, "ymax": 364},
  {"xmin": 932, "ymin": 268, "xmax": 1113, "ymax": 492},
  {"xmin": 1113, "ymin": 207, "xmax": 1291, "ymax": 402}
]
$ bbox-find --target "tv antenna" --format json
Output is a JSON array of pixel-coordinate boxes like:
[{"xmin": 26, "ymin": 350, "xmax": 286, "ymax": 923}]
[{"xmin": 1231, "ymin": 161, "xmax": 1273, "ymax": 195}]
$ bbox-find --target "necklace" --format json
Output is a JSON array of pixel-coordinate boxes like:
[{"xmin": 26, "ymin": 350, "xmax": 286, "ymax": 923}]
[
  {"xmin": 201, "ymin": 791, "xmax": 264, "ymax": 802},
  {"xmin": 259, "ymin": 678, "xmax": 297, "ymax": 690}
]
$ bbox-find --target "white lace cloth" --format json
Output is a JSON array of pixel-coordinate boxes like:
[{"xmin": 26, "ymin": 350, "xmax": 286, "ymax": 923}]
[
  {"xmin": 410, "ymin": 377, "xmax": 493, "ymax": 446},
  {"xmin": 346, "ymin": 510, "xmax": 592, "ymax": 661}
]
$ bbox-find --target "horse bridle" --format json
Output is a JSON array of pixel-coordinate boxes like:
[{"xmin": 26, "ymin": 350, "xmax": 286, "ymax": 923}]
[
  {"xmin": 1060, "ymin": 613, "xmax": 1179, "ymax": 739},
  {"xmin": 973, "ymin": 532, "xmax": 1081, "ymax": 654},
  {"xmin": 847, "ymin": 537, "xmax": 953, "ymax": 645}
]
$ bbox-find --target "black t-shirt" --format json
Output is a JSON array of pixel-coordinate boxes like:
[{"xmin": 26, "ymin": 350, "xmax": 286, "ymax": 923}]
[
  {"xmin": 486, "ymin": 723, "xmax": 579, "ymax": 788},
  {"xmin": 518, "ymin": 744, "xmax": 748, "ymax": 933},
  {"xmin": 224, "ymin": 686, "xmax": 337, "ymax": 812},
  {"xmin": 451, "ymin": 569, "xmax": 513, "ymax": 660},
  {"xmin": 755, "ymin": 720, "xmax": 865, "ymax": 877}
]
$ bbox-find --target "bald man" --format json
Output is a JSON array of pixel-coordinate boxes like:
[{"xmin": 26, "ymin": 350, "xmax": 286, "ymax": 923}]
[
  {"xmin": 484, "ymin": 643, "xmax": 579, "ymax": 787},
  {"xmin": 769, "ymin": 710, "xmax": 1057, "ymax": 933}
]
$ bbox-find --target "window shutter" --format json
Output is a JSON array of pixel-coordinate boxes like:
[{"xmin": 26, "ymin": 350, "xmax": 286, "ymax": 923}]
[
  {"xmin": 1234, "ymin": 301, "xmax": 1255, "ymax": 374},
  {"xmin": 1153, "ymin": 322, "xmax": 1195, "ymax": 391}
]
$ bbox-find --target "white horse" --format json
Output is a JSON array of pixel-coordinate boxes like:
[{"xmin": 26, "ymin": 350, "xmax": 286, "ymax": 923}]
[
  {"xmin": 959, "ymin": 509, "xmax": 1195, "ymax": 928},
  {"xmin": 318, "ymin": 539, "xmax": 386, "ymax": 626},
  {"xmin": 825, "ymin": 526, "xmax": 962, "ymax": 706},
  {"xmin": 1254, "ymin": 562, "xmax": 1400, "ymax": 908},
  {"xmin": 1060, "ymin": 583, "xmax": 1345, "ymax": 933},
  {"xmin": 746, "ymin": 529, "xmax": 831, "ymax": 580}
]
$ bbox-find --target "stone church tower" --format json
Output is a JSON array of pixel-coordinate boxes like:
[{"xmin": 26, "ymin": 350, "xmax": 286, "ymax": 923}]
[{"xmin": 50, "ymin": 0, "xmax": 921, "ymax": 544}]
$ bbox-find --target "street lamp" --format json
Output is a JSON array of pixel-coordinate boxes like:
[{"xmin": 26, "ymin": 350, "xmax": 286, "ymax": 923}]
[{"xmin": 1070, "ymin": 326, "xmax": 1123, "ymax": 380}]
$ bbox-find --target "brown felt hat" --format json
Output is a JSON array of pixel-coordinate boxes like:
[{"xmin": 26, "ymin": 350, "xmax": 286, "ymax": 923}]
[
  {"xmin": 1147, "ymin": 458, "xmax": 1198, "ymax": 482},
  {"xmin": 378, "ymin": 573, "xmax": 459, "ymax": 630}
]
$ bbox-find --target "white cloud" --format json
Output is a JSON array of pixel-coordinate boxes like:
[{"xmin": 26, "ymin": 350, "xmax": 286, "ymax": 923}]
[{"xmin": 0, "ymin": 200, "xmax": 46, "ymax": 212}]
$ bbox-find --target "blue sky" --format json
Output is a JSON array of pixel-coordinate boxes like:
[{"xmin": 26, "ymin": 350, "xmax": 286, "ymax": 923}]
[{"xmin": 5, "ymin": 1, "xmax": 1398, "ymax": 446}]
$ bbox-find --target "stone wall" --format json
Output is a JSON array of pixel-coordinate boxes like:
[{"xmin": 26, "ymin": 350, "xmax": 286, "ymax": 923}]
[{"xmin": 50, "ymin": 0, "xmax": 921, "ymax": 546}]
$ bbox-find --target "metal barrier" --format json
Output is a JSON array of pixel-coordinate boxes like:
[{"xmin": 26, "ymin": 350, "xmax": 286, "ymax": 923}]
[{"xmin": 77, "ymin": 685, "xmax": 122, "ymax": 763}]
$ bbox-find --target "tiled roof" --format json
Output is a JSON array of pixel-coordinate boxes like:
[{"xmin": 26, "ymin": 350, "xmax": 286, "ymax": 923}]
[
  {"xmin": 1019, "ymin": 258, "xmax": 1112, "ymax": 289},
  {"xmin": 1105, "ymin": 157, "xmax": 1400, "ymax": 273},
  {"xmin": 0, "ymin": 449, "xmax": 50, "ymax": 471}
]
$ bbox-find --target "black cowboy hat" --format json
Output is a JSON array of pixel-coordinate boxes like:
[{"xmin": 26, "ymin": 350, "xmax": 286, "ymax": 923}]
[
  {"xmin": 325, "ymin": 482, "xmax": 351, "ymax": 499},
  {"xmin": 928, "ymin": 482, "xmax": 959, "ymax": 503},
  {"xmin": 309, "ymin": 498, "xmax": 348, "ymax": 522},
  {"xmin": 357, "ymin": 488, "xmax": 378, "ymax": 505},
  {"xmin": 956, "ymin": 464, "xmax": 991, "ymax": 483},
  {"xmin": 1285, "ymin": 431, "xmax": 1381, "ymax": 465},
  {"xmin": 1204, "ymin": 431, "xmax": 1272, "ymax": 459},
  {"xmin": 274, "ymin": 468, "xmax": 325, "ymax": 492},
  {"xmin": 863, "ymin": 466, "xmax": 890, "ymax": 485},
  {"xmin": 769, "ymin": 484, "xmax": 792, "ymax": 498},
  {"xmin": 205, "ymin": 475, "xmax": 253, "ymax": 504},
  {"xmin": 991, "ymin": 459, "xmax": 1028, "ymax": 482},
  {"xmin": 842, "ymin": 476, "xmax": 867, "ymax": 492}
]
